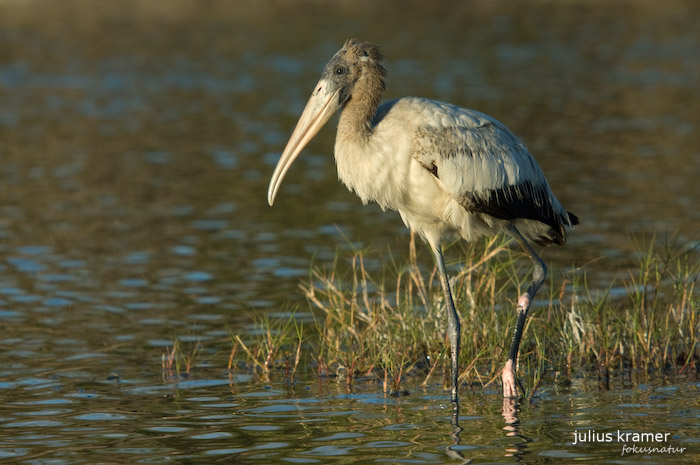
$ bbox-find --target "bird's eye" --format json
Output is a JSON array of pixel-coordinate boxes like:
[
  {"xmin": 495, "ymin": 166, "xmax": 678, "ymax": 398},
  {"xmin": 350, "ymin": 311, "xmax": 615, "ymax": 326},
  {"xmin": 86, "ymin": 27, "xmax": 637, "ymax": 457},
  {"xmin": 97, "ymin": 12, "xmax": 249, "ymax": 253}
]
[{"xmin": 334, "ymin": 66, "xmax": 347, "ymax": 76}]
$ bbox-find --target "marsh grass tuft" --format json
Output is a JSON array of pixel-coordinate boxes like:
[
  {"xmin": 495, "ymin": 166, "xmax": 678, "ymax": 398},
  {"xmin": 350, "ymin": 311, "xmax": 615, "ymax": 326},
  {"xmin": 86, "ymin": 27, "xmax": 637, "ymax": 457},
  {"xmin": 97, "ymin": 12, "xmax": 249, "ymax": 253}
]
[
  {"xmin": 228, "ymin": 234, "xmax": 699, "ymax": 396},
  {"xmin": 226, "ymin": 313, "xmax": 304, "ymax": 384},
  {"xmin": 162, "ymin": 337, "xmax": 200, "ymax": 382}
]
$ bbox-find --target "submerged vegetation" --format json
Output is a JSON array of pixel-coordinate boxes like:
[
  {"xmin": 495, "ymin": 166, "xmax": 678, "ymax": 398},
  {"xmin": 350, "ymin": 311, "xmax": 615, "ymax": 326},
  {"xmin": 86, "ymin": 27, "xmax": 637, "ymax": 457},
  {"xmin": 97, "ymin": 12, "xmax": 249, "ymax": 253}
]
[{"xmin": 227, "ymin": 234, "xmax": 699, "ymax": 396}]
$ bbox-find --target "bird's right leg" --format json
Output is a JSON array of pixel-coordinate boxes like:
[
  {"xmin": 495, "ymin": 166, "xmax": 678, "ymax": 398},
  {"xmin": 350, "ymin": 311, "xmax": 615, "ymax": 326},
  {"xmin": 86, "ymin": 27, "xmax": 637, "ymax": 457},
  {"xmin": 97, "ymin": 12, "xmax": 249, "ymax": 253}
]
[
  {"xmin": 503, "ymin": 224, "xmax": 547, "ymax": 398},
  {"xmin": 432, "ymin": 243, "xmax": 461, "ymax": 403}
]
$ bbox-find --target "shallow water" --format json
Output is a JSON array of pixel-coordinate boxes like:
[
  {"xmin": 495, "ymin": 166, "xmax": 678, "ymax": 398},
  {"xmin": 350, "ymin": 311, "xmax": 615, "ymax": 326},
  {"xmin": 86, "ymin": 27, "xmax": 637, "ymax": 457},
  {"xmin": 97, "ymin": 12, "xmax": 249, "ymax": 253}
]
[
  {"xmin": 0, "ymin": 0, "xmax": 699, "ymax": 463},
  {"xmin": 2, "ymin": 370, "xmax": 699, "ymax": 464}
]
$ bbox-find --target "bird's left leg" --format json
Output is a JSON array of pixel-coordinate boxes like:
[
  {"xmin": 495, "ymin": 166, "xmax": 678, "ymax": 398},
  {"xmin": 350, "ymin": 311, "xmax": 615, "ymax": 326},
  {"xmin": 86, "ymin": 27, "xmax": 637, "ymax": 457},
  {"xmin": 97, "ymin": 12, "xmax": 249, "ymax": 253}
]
[
  {"xmin": 431, "ymin": 243, "xmax": 461, "ymax": 403},
  {"xmin": 503, "ymin": 223, "xmax": 547, "ymax": 398}
]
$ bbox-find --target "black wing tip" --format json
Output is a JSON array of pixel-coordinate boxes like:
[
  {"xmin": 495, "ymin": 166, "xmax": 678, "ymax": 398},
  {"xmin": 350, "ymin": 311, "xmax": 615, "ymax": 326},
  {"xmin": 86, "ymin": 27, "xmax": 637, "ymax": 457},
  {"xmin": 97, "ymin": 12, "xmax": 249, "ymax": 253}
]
[
  {"xmin": 547, "ymin": 211, "xmax": 579, "ymax": 246},
  {"xmin": 567, "ymin": 211, "xmax": 580, "ymax": 226},
  {"xmin": 462, "ymin": 182, "xmax": 579, "ymax": 247},
  {"xmin": 533, "ymin": 235, "xmax": 562, "ymax": 247},
  {"xmin": 464, "ymin": 181, "xmax": 561, "ymax": 228}
]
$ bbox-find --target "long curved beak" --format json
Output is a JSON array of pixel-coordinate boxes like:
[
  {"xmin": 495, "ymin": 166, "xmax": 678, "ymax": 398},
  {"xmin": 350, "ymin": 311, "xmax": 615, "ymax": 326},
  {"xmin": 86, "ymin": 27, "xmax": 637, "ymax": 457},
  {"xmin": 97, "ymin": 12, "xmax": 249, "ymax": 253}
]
[{"xmin": 267, "ymin": 79, "xmax": 341, "ymax": 206}]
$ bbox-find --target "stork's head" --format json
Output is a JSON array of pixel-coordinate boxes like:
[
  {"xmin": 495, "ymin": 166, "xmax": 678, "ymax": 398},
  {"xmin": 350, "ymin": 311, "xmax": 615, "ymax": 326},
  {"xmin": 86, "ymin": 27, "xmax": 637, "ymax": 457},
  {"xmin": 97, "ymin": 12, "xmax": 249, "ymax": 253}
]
[
  {"xmin": 267, "ymin": 39, "xmax": 385, "ymax": 206},
  {"xmin": 320, "ymin": 39, "xmax": 386, "ymax": 108}
]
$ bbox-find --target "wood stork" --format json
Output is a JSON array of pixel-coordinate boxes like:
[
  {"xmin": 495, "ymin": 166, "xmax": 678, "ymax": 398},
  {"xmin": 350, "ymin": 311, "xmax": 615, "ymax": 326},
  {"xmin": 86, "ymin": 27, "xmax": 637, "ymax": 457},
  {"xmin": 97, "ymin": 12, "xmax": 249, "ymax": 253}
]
[{"xmin": 267, "ymin": 39, "xmax": 578, "ymax": 401}]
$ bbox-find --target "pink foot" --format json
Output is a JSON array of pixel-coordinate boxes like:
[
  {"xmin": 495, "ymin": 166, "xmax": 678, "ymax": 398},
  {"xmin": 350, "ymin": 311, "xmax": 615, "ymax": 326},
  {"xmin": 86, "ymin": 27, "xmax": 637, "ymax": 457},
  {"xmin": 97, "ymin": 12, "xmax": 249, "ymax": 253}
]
[{"xmin": 502, "ymin": 359, "xmax": 518, "ymax": 398}]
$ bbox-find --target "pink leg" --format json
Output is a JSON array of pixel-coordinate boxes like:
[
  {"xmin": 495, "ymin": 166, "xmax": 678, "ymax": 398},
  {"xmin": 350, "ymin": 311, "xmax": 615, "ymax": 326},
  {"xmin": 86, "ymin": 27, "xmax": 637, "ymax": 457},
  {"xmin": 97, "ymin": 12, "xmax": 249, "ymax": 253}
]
[{"xmin": 503, "ymin": 225, "xmax": 546, "ymax": 398}]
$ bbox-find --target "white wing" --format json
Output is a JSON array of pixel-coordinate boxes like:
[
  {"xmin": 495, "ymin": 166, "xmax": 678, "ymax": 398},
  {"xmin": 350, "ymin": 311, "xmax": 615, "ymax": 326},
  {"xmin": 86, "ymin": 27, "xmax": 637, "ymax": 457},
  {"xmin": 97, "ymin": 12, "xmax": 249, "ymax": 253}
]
[{"xmin": 396, "ymin": 98, "xmax": 574, "ymax": 243}]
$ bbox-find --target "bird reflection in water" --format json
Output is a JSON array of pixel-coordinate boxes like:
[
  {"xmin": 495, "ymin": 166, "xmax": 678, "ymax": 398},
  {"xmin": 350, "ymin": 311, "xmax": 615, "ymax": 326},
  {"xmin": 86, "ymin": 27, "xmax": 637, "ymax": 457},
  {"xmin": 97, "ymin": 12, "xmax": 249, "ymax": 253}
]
[
  {"xmin": 446, "ymin": 401, "xmax": 470, "ymax": 463},
  {"xmin": 502, "ymin": 397, "xmax": 531, "ymax": 461},
  {"xmin": 442, "ymin": 397, "xmax": 531, "ymax": 462}
]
